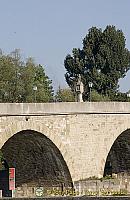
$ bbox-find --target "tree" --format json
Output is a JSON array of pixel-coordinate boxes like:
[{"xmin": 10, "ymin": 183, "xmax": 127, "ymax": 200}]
[
  {"xmin": 21, "ymin": 59, "xmax": 53, "ymax": 103},
  {"xmin": 0, "ymin": 50, "xmax": 54, "ymax": 103},
  {"xmin": 0, "ymin": 54, "xmax": 23, "ymax": 102},
  {"xmin": 64, "ymin": 25, "xmax": 130, "ymax": 101},
  {"xmin": 90, "ymin": 90, "xmax": 110, "ymax": 102},
  {"xmin": 55, "ymin": 87, "xmax": 75, "ymax": 102}
]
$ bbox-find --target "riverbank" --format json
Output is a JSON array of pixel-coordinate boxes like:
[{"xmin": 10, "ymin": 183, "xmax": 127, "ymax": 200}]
[{"xmin": 1, "ymin": 196, "xmax": 130, "ymax": 200}]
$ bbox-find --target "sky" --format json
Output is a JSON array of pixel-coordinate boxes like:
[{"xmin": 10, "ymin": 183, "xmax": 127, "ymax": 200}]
[{"xmin": 0, "ymin": 0, "xmax": 130, "ymax": 92}]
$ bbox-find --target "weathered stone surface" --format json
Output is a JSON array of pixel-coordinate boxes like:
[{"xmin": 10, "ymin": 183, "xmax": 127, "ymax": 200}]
[
  {"xmin": 0, "ymin": 102, "xmax": 130, "ymax": 185},
  {"xmin": 1, "ymin": 197, "xmax": 130, "ymax": 200},
  {"xmin": 2, "ymin": 130, "xmax": 72, "ymax": 187}
]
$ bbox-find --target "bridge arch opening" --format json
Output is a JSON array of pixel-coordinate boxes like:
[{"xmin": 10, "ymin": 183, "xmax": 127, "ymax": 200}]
[
  {"xmin": 104, "ymin": 129, "xmax": 130, "ymax": 177},
  {"xmin": 1, "ymin": 129, "xmax": 72, "ymax": 188}
]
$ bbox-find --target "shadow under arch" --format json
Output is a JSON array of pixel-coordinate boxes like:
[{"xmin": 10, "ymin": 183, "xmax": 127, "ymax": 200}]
[
  {"xmin": 1, "ymin": 129, "xmax": 73, "ymax": 188},
  {"xmin": 104, "ymin": 129, "xmax": 130, "ymax": 177}
]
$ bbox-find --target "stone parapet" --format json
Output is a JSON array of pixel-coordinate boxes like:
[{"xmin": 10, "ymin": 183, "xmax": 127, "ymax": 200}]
[{"xmin": 1, "ymin": 102, "xmax": 130, "ymax": 116}]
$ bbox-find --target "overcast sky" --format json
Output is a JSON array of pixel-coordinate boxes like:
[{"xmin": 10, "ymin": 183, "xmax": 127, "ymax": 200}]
[{"xmin": 0, "ymin": 0, "xmax": 130, "ymax": 92}]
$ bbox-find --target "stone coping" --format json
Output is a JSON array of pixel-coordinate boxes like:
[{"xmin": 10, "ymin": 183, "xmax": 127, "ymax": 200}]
[{"xmin": 0, "ymin": 102, "xmax": 130, "ymax": 116}]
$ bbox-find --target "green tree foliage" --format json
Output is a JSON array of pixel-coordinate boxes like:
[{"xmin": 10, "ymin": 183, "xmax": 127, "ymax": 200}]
[
  {"xmin": 55, "ymin": 87, "xmax": 75, "ymax": 102},
  {"xmin": 0, "ymin": 49, "xmax": 53, "ymax": 103},
  {"xmin": 90, "ymin": 90, "xmax": 110, "ymax": 102},
  {"xmin": 112, "ymin": 92, "xmax": 128, "ymax": 102},
  {"xmin": 64, "ymin": 25, "xmax": 130, "ymax": 101}
]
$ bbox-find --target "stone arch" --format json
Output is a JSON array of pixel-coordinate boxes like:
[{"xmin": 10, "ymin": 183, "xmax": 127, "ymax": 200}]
[
  {"xmin": 103, "ymin": 128, "xmax": 130, "ymax": 177},
  {"xmin": 0, "ymin": 119, "xmax": 74, "ymax": 185},
  {"xmin": 1, "ymin": 129, "xmax": 73, "ymax": 188}
]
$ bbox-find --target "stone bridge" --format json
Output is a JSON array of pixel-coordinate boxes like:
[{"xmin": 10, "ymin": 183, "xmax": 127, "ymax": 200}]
[{"xmin": 0, "ymin": 102, "xmax": 130, "ymax": 188}]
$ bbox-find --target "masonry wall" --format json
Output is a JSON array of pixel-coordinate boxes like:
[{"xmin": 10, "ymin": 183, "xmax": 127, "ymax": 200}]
[{"xmin": 0, "ymin": 103, "xmax": 130, "ymax": 183}]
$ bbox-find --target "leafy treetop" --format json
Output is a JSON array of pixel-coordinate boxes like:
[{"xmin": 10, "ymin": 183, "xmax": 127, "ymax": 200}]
[
  {"xmin": 64, "ymin": 25, "xmax": 130, "ymax": 101},
  {"xmin": 0, "ymin": 49, "xmax": 54, "ymax": 103}
]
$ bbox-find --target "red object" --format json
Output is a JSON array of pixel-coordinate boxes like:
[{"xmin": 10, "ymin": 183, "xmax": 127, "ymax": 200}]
[{"xmin": 9, "ymin": 168, "xmax": 15, "ymax": 190}]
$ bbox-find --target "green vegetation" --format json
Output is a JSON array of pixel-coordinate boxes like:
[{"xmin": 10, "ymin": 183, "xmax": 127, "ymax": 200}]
[
  {"xmin": 90, "ymin": 90, "xmax": 110, "ymax": 102},
  {"xmin": 0, "ymin": 150, "xmax": 4, "ymax": 170},
  {"xmin": 100, "ymin": 175, "xmax": 114, "ymax": 181},
  {"xmin": 55, "ymin": 87, "xmax": 75, "ymax": 102},
  {"xmin": 0, "ymin": 49, "xmax": 53, "ymax": 103},
  {"xmin": 64, "ymin": 25, "xmax": 130, "ymax": 101},
  {"xmin": 1, "ymin": 25, "xmax": 130, "ymax": 102}
]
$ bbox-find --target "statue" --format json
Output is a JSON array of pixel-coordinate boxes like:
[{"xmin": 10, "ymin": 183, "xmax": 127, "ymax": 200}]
[{"xmin": 75, "ymin": 75, "xmax": 84, "ymax": 102}]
